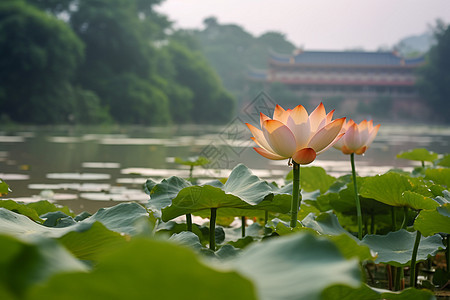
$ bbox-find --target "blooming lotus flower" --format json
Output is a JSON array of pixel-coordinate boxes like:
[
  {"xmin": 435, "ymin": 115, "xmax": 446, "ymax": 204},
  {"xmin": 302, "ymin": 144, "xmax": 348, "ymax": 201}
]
[
  {"xmin": 333, "ymin": 119, "xmax": 380, "ymax": 155},
  {"xmin": 246, "ymin": 103, "xmax": 346, "ymax": 165}
]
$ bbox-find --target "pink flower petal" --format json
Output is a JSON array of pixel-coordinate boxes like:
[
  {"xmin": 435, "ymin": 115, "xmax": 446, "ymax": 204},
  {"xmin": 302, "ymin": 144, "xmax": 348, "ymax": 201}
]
[
  {"xmin": 262, "ymin": 120, "xmax": 297, "ymax": 158},
  {"xmin": 292, "ymin": 148, "xmax": 317, "ymax": 165},
  {"xmin": 308, "ymin": 118, "xmax": 346, "ymax": 152}
]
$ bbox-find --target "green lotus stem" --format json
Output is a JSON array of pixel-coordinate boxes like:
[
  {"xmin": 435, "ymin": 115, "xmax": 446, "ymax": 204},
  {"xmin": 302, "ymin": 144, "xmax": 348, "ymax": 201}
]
[
  {"xmin": 241, "ymin": 216, "xmax": 246, "ymax": 237},
  {"xmin": 421, "ymin": 160, "xmax": 425, "ymax": 168},
  {"xmin": 350, "ymin": 153, "xmax": 363, "ymax": 240},
  {"xmin": 447, "ymin": 235, "xmax": 450, "ymax": 275},
  {"xmin": 209, "ymin": 208, "xmax": 217, "ymax": 251},
  {"xmin": 290, "ymin": 162, "xmax": 301, "ymax": 228},
  {"xmin": 410, "ymin": 230, "xmax": 422, "ymax": 288},
  {"xmin": 264, "ymin": 210, "xmax": 269, "ymax": 226},
  {"xmin": 186, "ymin": 213, "xmax": 192, "ymax": 232},
  {"xmin": 394, "ymin": 266, "xmax": 403, "ymax": 291},
  {"xmin": 400, "ymin": 207, "xmax": 408, "ymax": 229},
  {"xmin": 391, "ymin": 207, "xmax": 397, "ymax": 231}
]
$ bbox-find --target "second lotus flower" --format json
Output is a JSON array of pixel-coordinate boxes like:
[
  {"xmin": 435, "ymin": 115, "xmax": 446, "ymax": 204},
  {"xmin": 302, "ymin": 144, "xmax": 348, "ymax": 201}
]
[
  {"xmin": 333, "ymin": 119, "xmax": 380, "ymax": 155},
  {"xmin": 246, "ymin": 103, "xmax": 346, "ymax": 165}
]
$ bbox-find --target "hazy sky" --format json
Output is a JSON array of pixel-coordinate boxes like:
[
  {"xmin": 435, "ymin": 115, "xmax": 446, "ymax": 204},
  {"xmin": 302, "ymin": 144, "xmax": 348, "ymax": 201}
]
[{"xmin": 156, "ymin": 0, "xmax": 450, "ymax": 51}]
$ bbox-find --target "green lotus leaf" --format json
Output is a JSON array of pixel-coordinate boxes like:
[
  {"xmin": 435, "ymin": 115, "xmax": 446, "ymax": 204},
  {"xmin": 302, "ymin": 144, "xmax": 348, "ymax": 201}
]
[
  {"xmin": 302, "ymin": 211, "xmax": 357, "ymax": 239},
  {"xmin": 425, "ymin": 168, "xmax": 450, "ymax": 188},
  {"xmin": 322, "ymin": 283, "xmax": 435, "ymax": 300},
  {"xmin": 169, "ymin": 231, "xmax": 203, "ymax": 252},
  {"xmin": 437, "ymin": 153, "xmax": 450, "ymax": 167},
  {"xmin": 359, "ymin": 173, "xmax": 438, "ymax": 210},
  {"xmin": 231, "ymin": 232, "xmax": 361, "ymax": 300},
  {"xmin": 146, "ymin": 176, "xmax": 192, "ymax": 212},
  {"xmin": 414, "ymin": 203, "xmax": 450, "ymax": 236},
  {"xmin": 26, "ymin": 239, "xmax": 256, "ymax": 300},
  {"xmin": 0, "ymin": 234, "xmax": 87, "ymax": 298},
  {"xmin": 174, "ymin": 156, "xmax": 210, "ymax": 167},
  {"xmin": 0, "ymin": 203, "xmax": 149, "ymax": 240},
  {"xmin": 58, "ymin": 222, "xmax": 127, "ymax": 261},
  {"xmin": 0, "ymin": 200, "xmax": 42, "ymax": 222},
  {"xmin": 0, "ymin": 179, "xmax": 10, "ymax": 196},
  {"xmin": 396, "ymin": 148, "xmax": 438, "ymax": 162},
  {"xmin": 361, "ymin": 229, "xmax": 444, "ymax": 267},
  {"xmin": 286, "ymin": 166, "xmax": 336, "ymax": 193},
  {"xmin": 333, "ymin": 180, "xmax": 391, "ymax": 215},
  {"xmin": 26, "ymin": 200, "xmax": 73, "ymax": 217},
  {"xmin": 161, "ymin": 164, "xmax": 274, "ymax": 221}
]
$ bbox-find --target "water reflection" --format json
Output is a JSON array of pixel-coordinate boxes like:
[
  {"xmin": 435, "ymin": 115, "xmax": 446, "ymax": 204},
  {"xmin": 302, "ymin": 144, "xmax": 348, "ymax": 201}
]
[{"xmin": 0, "ymin": 124, "xmax": 448, "ymax": 214}]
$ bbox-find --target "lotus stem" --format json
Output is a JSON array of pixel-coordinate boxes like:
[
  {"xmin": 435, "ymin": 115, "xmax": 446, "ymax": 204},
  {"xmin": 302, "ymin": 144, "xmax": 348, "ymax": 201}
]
[
  {"xmin": 241, "ymin": 216, "xmax": 246, "ymax": 237},
  {"xmin": 290, "ymin": 162, "xmax": 301, "ymax": 228},
  {"xmin": 350, "ymin": 153, "xmax": 363, "ymax": 240},
  {"xmin": 186, "ymin": 213, "xmax": 192, "ymax": 232},
  {"xmin": 394, "ymin": 267, "xmax": 403, "ymax": 291},
  {"xmin": 410, "ymin": 230, "xmax": 422, "ymax": 288},
  {"xmin": 391, "ymin": 207, "xmax": 397, "ymax": 232},
  {"xmin": 400, "ymin": 206, "xmax": 408, "ymax": 229},
  {"xmin": 264, "ymin": 210, "xmax": 268, "ymax": 226},
  {"xmin": 209, "ymin": 208, "xmax": 217, "ymax": 251},
  {"xmin": 447, "ymin": 235, "xmax": 450, "ymax": 275}
]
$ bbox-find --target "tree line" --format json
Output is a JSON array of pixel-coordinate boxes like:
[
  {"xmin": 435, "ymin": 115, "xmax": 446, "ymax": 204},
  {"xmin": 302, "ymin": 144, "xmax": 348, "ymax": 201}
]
[{"xmin": 0, "ymin": 0, "xmax": 235, "ymax": 125}]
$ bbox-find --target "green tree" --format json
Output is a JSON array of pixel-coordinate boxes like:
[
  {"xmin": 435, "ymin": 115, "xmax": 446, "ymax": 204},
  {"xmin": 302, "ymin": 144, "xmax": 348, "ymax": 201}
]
[
  {"xmin": 0, "ymin": 1, "xmax": 84, "ymax": 123},
  {"xmin": 417, "ymin": 20, "xmax": 450, "ymax": 123},
  {"xmin": 165, "ymin": 40, "xmax": 235, "ymax": 123}
]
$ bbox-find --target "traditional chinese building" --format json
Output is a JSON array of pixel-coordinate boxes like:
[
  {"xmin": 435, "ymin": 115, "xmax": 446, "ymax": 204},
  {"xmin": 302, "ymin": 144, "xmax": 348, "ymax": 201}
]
[{"xmin": 247, "ymin": 49, "xmax": 427, "ymax": 118}]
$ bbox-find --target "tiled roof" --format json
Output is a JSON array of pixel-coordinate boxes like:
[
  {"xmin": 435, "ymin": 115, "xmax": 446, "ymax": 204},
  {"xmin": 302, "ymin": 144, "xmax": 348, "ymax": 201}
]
[{"xmin": 270, "ymin": 50, "xmax": 425, "ymax": 66}]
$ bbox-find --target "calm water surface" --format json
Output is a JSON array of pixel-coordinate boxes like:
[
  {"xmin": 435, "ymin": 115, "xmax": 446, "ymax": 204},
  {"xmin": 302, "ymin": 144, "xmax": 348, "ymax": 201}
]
[{"xmin": 0, "ymin": 124, "xmax": 449, "ymax": 214}]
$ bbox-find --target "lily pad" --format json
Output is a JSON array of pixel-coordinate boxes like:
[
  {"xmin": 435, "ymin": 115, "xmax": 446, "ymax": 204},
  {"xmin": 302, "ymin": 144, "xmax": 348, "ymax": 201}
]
[
  {"xmin": 361, "ymin": 229, "xmax": 444, "ymax": 267},
  {"xmin": 231, "ymin": 232, "xmax": 361, "ymax": 300},
  {"xmin": 396, "ymin": 148, "xmax": 438, "ymax": 162},
  {"xmin": 145, "ymin": 176, "xmax": 192, "ymax": 212}
]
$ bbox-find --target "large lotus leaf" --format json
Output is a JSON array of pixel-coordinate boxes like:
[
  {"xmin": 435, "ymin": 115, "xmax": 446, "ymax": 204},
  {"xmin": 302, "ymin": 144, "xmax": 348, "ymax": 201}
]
[
  {"xmin": 334, "ymin": 180, "xmax": 391, "ymax": 215},
  {"xmin": 322, "ymin": 283, "xmax": 435, "ymax": 300},
  {"xmin": 425, "ymin": 168, "xmax": 450, "ymax": 188},
  {"xmin": 414, "ymin": 203, "xmax": 450, "ymax": 236},
  {"xmin": 305, "ymin": 192, "xmax": 336, "ymax": 212},
  {"xmin": 169, "ymin": 231, "xmax": 203, "ymax": 252},
  {"xmin": 361, "ymin": 229, "xmax": 444, "ymax": 267},
  {"xmin": 360, "ymin": 173, "xmax": 438, "ymax": 210},
  {"xmin": 286, "ymin": 166, "xmax": 336, "ymax": 193},
  {"xmin": 146, "ymin": 176, "xmax": 192, "ymax": 211},
  {"xmin": 26, "ymin": 239, "xmax": 257, "ymax": 300},
  {"xmin": 0, "ymin": 234, "xmax": 87, "ymax": 298},
  {"xmin": 0, "ymin": 203, "xmax": 149, "ymax": 240},
  {"xmin": 437, "ymin": 154, "xmax": 450, "ymax": 167},
  {"xmin": 58, "ymin": 222, "xmax": 127, "ymax": 261},
  {"xmin": 435, "ymin": 190, "xmax": 450, "ymax": 205},
  {"xmin": 231, "ymin": 232, "xmax": 361, "ymax": 300},
  {"xmin": 161, "ymin": 165, "xmax": 274, "ymax": 221},
  {"xmin": 0, "ymin": 200, "xmax": 42, "ymax": 222},
  {"xmin": 396, "ymin": 148, "xmax": 438, "ymax": 162},
  {"xmin": 26, "ymin": 200, "xmax": 73, "ymax": 217}
]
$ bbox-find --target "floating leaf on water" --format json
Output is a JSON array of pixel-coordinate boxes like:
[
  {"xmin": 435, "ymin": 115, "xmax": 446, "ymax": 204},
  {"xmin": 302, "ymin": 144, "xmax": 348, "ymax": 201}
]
[{"xmin": 396, "ymin": 148, "xmax": 438, "ymax": 162}]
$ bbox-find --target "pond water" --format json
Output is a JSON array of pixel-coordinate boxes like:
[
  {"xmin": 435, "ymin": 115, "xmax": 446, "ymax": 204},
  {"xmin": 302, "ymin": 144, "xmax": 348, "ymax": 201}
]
[{"xmin": 0, "ymin": 123, "xmax": 449, "ymax": 214}]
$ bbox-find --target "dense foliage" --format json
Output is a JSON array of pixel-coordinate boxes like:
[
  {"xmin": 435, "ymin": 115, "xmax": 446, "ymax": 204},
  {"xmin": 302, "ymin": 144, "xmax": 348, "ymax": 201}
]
[
  {"xmin": 0, "ymin": 0, "xmax": 235, "ymax": 125},
  {"xmin": 0, "ymin": 148, "xmax": 448, "ymax": 299},
  {"xmin": 417, "ymin": 21, "xmax": 450, "ymax": 124}
]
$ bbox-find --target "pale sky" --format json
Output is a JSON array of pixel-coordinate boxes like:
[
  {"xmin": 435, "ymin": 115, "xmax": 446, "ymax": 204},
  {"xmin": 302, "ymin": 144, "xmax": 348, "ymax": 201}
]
[{"xmin": 156, "ymin": 0, "xmax": 450, "ymax": 51}]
